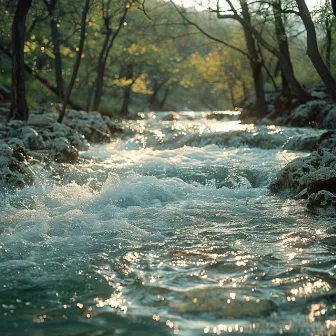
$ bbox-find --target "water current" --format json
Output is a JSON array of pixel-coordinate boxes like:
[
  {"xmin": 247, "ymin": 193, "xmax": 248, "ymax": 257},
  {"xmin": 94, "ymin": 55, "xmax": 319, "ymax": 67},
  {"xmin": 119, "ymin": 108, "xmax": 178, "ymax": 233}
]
[{"xmin": 0, "ymin": 112, "xmax": 335, "ymax": 335}]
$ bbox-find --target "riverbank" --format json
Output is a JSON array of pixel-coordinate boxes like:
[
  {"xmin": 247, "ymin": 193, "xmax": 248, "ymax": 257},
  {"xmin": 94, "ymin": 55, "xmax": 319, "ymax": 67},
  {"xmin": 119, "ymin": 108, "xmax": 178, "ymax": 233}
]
[{"xmin": 0, "ymin": 104, "xmax": 122, "ymax": 191}]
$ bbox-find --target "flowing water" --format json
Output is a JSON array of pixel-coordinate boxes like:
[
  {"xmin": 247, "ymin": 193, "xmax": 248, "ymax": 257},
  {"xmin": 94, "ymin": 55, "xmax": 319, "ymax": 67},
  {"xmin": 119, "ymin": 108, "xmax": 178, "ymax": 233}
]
[{"xmin": 0, "ymin": 112, "xmax": 335, "ymax": 336}]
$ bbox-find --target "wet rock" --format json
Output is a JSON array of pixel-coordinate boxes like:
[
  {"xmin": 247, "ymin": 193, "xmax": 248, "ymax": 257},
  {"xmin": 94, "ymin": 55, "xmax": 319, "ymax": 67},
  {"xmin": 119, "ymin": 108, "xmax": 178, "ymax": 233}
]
[
  {"xmin": 306, "ymin": 167, "xmax": 336, "ymax": 194},
  {"xmin": 161, "ymin": 112, "xmax": 180, "ymax": 121},
  {"xmin": 270, "ymin": 147, "xmax": 336, "ymax": 215},
  {"xmin": 322, "ymin": 106, "xmax": 336, "ymax": 129},
  {"xmin": 287, "ymin": 100, "xmax": 336, "ymax": 129},
  {"xmin": 295, "ymin": 188, "xmax": 308, "ymax": 200},
  {"xmin": 270, "ymin": 150, "xmax": 336, "ymax": 194},
  {"xmin": 64, "ymin": 110, "xmax": 111, "ymax": 142},
  {"xmin": 307, "ymin": 191, "xmax": 336, "ymax": 216},
  {"xmin": 20, "ymin": 126, "xmax": 46, "ymax": 150},
  {"xmin": 283, "ymin": 135, "xmax": 319, "ymax": 151},
  {"xmin": 0, "ymin": 144, "xmax": 35, "ymax": 190},
  {"xmin": 326, "ymin": 226, "xmax": 336, "ymax": 234},
  {"xmin": 49, "ymin": 138, "xmax": 79, "ymax": 163}
]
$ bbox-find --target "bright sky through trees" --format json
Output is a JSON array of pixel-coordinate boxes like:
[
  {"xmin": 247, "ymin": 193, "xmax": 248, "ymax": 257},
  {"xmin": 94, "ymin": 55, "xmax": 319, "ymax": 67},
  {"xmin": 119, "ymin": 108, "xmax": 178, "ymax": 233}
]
[{"xmin": 179, "ymin": 0, "xmax": 317, "ymax": 9}]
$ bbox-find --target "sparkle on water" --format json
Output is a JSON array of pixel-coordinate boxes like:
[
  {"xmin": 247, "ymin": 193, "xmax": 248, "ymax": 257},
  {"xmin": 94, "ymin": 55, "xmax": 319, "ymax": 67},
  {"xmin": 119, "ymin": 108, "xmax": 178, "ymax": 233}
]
[{"xmin": 0, "ymin": 111, "xmax": 335, "ymax": 336}]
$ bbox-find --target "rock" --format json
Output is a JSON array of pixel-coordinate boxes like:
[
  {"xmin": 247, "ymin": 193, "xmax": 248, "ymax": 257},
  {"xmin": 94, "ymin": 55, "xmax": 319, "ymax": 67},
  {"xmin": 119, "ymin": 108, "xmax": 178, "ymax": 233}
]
[
  {"xmin": 283, "ymin": 135, "xmax": 319, "ymax": 151},
  {"xmin": 311, "ymin": 90, "xmax": 328, "ymax": 99},
  {"xmin": 161, "ymin": 112, "xmax": 180, "ymax": 121},
  {"xmin": 64, "ymin": 111, "xmax": 111, "ymax": 142},
  {"xmin": 307, "ymin": 191, "xmax": 336, "ymax": 216},
  {"xmin": 0, "ymin": 144, "xmax": 35, "ymax": 190},
  {"xmin": 270, "ymin": 147, "xmax": 336, "ymax": 216},
  {"xmin": 295, "ymin": 188, "xmax": 308, "ymax": 200},
  {"xmin": 306, "ymin": 167, "xmax": 336, "ymax": 194},
  {"xmin": 27, "ymin": 113, "xmax": 55, "ymax": 127},
  {"xmin": 8, "ymin": 138, "xmax": 25, "ymax": 149},
  {"xmin": 322, "ymin": 106, "xmax": 336, "ymax": 129},
  {"xmin": 20, "ymin": 126, "xmax": 46, "ymax": 150},
  {"xmin": 49, "ymin": 138, "xmax": 79, "ymax": 163},
  {"xmin": 287, "ymin": 100, "xmax": 332, "ymax": 127},
  {"xmin": 52, "ymin": 122, "xmax": 70, "ymax": 137},
  {"xmin": 270, "ymin": 149, "xmax": 336, "ymax": 193}
]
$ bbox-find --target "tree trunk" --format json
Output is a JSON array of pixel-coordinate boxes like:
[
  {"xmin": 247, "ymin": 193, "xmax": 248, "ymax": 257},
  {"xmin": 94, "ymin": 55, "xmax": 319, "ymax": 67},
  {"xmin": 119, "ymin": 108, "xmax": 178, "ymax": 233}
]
[
  {"xmin": 273, "ymin": 0, "xmax": 293, "ymax": 96},
  {"xmin": 240, "ymin": 0, "xmax": 268, "ymax": 117},
  {"xmin": 92, "ymin": 7, "xmax": 129, "ymax": 111},
  {"xmin": 296, "ymin": 0, "xmax": 336, "ymax": 102},
  {"xmin": 92, "ymin": 32, "xmax": 110, "ymax": 111},
  {"xmin": 49, "ymin": 12, "xmax": 64, "ymax": 99},
  {"xmin": 160, "ymin": 87, "xmax": 170, "ymax": 109},
  {"xmin": 325, "ymin": 18, "xmax": 332, "ymax": 71},
  {"xmin": 9, "ymin": 0, "xmax": 32, "ymax": 121},
  {"xmin": 222, "ymin": 4, "xmax": 311, "ymax": 103},
  {"xmin": 120, "ymin": 87, "xmax": 131, "ymax": 117},
  {"xmin": 332, "ymin": 0, "xmax": 336, "ymax": 19},
  {"xmin": 58, "ymin": 0, "xmax": 90, "ymax": 123}
]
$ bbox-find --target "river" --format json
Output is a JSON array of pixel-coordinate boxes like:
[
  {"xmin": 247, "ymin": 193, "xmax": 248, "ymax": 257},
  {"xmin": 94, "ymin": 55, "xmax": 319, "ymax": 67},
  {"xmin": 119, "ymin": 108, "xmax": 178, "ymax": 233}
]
[{"xmin": 0, "ymin": 111, "xmax": 335, "ymax": 335}]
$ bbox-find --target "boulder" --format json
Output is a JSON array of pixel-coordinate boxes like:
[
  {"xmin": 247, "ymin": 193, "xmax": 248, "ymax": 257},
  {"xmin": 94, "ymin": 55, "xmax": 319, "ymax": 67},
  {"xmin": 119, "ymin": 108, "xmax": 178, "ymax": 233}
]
[
  {"xmin": 49, "ymin": 138, "xmax": 79, "ymax": 163},
  {"xmin": 270, "ymin": 146, "xmax": 336, "ymax": 216},
  {"xmin": 28, "ymin": 113, "xmax": 55, "ymax": 127},
  {"xmin": 0, "ymin": 144, "xmax": 35, "ymax": 190},
  {"xmin": 287, "ymin": 100, "xmax": 332, "ymax": 127},
  {"xmin": 307, "ymin": 191, "xmax": 336, "ymax": 216},
  {"xmin": 20, "ymin": 126, "xmax": 46, "ymax": 150}
]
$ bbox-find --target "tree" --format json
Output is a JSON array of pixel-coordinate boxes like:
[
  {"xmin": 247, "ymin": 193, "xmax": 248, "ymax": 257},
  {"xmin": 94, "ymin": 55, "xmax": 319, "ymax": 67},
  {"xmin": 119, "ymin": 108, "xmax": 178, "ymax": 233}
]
[
  {"xmin": 296, "ymin": 0, "xmax": 336, "ymax": 102},
  {"xmin": 91, "ymin": 0, "xmax": 129, "ymax": 111},
  {"xmin": 42, "ymin": 0, "xmax": 64, "ymax": 99},
  {"xmin": 239, "ymin": 0, "xmax": 268, "ymax": 117},
  {"xmin": 58, "ymin": 0, "xmax": 91, "ymax": 123},
  {"xmin": 272, "ymin": 0, "xmax": 294, "ymax": 97},
  {"xmin": 332, "ymin": 0, "xmax": 336, "ymax": 18},
  {"xmin": 9, "ymin": 0, "xmax": 33, "ymax": 121}
]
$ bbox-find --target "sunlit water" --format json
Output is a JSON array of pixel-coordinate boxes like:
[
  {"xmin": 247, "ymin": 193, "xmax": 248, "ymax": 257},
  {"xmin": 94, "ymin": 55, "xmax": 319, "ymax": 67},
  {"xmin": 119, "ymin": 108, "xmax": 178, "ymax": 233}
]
[{"xmin": 0, "ymin": 112, "xmax": 335, "ymax": 336}]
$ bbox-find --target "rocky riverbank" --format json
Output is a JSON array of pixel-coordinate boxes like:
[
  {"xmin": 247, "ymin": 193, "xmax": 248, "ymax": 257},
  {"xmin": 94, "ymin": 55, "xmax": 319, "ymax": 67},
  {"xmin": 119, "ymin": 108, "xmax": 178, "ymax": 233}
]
[
  {"xmin": 0, "ymin": 104, "xmax": 122, "ymax": 191},
  {"xmin": 270, "ymin": 131, "xmax": 336, "ymax": 216}
]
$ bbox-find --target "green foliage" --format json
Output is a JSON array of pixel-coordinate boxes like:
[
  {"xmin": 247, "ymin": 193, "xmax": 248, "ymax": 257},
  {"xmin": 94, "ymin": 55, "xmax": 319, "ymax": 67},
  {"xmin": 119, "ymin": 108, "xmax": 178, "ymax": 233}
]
[{"xmin": 0, "ymin": 0, "xmax": 334, "ymax": 115}]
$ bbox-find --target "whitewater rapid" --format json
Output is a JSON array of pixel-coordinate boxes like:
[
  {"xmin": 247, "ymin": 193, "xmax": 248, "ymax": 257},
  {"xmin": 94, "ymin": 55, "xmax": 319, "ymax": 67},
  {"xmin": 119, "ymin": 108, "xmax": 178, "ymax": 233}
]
[{"xmin": 0, "ymin": 112, "xmax": 335, "ymax": 336}]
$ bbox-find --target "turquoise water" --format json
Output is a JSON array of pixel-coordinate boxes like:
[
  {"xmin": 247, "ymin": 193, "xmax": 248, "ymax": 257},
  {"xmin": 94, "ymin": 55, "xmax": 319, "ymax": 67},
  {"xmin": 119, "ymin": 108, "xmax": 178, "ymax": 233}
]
[{"xmin": 0, "ymin": 112, "xmax": 335, "ymax": 335}]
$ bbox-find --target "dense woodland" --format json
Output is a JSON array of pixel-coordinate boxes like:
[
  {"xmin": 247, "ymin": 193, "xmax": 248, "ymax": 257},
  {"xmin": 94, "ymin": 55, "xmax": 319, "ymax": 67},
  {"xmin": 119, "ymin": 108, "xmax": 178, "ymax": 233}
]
[{"xmin": 0, "ymin": 0, "xmax": 336, "ymax": 120}]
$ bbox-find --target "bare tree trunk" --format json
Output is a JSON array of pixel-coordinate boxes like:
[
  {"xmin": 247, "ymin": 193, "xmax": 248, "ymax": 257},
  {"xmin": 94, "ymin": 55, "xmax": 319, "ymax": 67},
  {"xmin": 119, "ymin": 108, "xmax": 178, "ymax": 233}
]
[
  {"xmin": 296, "ymin": 0, "xmax": 336, "ymax": 101},
  {"xmin": 58, "ymin": 0, "xmax": 90, "ymax": 123},
  {"xmin": 218, "ymin": 0, "xmax": 311, "ymax": 103},
  {"xmin": 120, "ymin": 65, "xmax": 133, "ymax": 117},
  {"xmin": 42, "ymin": 0, "xmax": 63, "ymax": 98},
  {"xmin": 273, "ymin": 0, "xmax": 293, "ymax": 96},
  {"xmin": 9, "ymin": 0, "xmax": 32, "ymax": 121},
  {"xmin": 332, "ymin": 0, "xmax": 336, "ymax": 19},
  {"xmin": 240, "ymin": 0, "xmax": 268, "ymax": 117},
  {"xmin": 325, "ymin": 17, "xmax": 333, "ymax": 71},
  {"xmin": 160, "ymin": 87, "xmax": 170, "ymax": 109},
  {"xmin": 120, "ymin": 87, "xmax": 131, "ymax": 117},
  {"xmin": 92, "ymin": 7, "xmax": 129, "ymax": 111}
]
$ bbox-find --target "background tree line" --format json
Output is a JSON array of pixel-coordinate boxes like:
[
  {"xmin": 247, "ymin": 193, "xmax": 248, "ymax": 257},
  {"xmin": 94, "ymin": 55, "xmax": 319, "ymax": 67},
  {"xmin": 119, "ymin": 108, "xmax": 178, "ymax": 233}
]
[{"xmin": 0, "ymin": 0, "xmax": 335, "ymax": 121}]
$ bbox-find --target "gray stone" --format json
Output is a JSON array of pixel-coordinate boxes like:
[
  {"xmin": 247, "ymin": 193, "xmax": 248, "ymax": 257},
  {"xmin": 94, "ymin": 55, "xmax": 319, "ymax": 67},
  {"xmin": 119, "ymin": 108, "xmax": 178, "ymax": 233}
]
[
  {"xmin": 307, "ymin": 191, "xmax": 336, "ymax": 216},
  {"xmin": 28, "ymin": 113, "xmax": 55, "ymax": 127}
]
